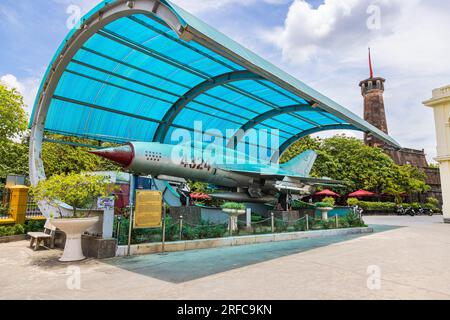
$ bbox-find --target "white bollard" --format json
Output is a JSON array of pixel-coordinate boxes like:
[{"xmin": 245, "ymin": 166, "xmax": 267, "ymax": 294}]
[{"xmin": 246, "ymin": 208, "xmax": 252, "ymax": 228}]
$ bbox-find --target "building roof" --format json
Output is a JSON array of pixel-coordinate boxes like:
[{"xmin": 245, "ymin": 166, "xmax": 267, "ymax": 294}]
[{"xmin": 30, "ymin": 0, "xmax": 400, "ymax": 161}]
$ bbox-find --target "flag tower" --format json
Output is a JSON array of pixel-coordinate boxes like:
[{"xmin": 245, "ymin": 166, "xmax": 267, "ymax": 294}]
[{"xmin": 359, "ymin": 48, "xmax": 388, "ymax": 147}]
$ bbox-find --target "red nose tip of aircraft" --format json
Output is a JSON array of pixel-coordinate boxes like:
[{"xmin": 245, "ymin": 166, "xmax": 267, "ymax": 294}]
[{"xmin": 89, "ymin": 144, "xmax": 134, "ymax": 167}]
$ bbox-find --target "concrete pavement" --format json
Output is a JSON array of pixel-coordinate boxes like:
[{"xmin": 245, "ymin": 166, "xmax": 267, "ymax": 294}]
[{"xmin": 1, "ymin": 216, "xmax": 449, "ymax": 300}]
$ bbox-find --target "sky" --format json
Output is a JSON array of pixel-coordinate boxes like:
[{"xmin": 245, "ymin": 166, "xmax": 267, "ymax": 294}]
[{"xmin": 1, "ymin": 0, "xmax": 448, "ymax": 163}]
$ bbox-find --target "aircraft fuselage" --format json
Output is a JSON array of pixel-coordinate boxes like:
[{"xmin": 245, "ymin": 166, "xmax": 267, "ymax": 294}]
[{"xmin": 93, "ymin": 142, "xmax": 255, "ymax": 188}]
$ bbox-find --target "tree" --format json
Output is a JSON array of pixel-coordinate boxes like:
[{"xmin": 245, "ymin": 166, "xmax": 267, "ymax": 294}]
[
  {"xmin": 0, "ymin": 85, "xmax": 119, "ymax": 182},
  {"xmin": 281, "ymin": 136, "xmax": 321, "ymax": 161},
  {"xmin": 31, "ymin": 172, "xmax": 116, "ymax": 218},
  {"xmin": 282, "ymin": 135, "xmax": 430, "ymax": 197},
  {"xmin": 0, "ymin": 84, "xmax": 27, "ymax": 141},
  {"xmin": 42, "ymin": 134, "xmax": 120, "ymax": 177},
  {"xmin": 0, "ymin": 84, "xmax": 29, "ymax": 181},
  {"xmin": 0, "ymin": 139, "xmax": 29, "ymax": 180}
]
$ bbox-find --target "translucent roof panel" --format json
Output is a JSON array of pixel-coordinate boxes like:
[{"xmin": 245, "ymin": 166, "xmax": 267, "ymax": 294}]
[{"xmin": 31, "ymin": 0, "xmax": 400, "ymax": 161}]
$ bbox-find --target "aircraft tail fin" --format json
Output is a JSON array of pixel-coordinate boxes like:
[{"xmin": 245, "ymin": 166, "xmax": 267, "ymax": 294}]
[{"xmin": 281, "ymin": 150, "xmax": 317, "ymax": 177}]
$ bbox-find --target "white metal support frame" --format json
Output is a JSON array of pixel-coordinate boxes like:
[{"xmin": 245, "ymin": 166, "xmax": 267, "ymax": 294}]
[{"xmin": 29, "ymin": 0, "xmax": 189, "ymax": 216}]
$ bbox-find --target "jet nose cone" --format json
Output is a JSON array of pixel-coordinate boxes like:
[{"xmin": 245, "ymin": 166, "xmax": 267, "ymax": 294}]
[{"xmin": 89, "ymin": 144, "xmax": 134, "ymax": 167}]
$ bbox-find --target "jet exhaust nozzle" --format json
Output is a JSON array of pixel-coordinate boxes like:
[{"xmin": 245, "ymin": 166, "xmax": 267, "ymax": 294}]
[{"xmin": 89, "ymin": 144, "xmax": 134, "ymax": 167}]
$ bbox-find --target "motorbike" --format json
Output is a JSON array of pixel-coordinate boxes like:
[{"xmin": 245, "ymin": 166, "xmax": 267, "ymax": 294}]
[
  {"xmin": 396, "ymin": 206, "xmax": 416, "ymax": 216},
  {"xmin": 418, "ymin": 206, "xmax": 434, "ymax": 216},
  {"xmin": 352, "ymin": 205, "xmax": 364, "ymax": 217}
]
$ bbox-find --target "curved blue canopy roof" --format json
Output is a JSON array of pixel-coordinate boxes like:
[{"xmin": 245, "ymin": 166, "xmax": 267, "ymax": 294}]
[{"xmin": 30, "ymin": 0, "xmax": 400, "ymax": 160}]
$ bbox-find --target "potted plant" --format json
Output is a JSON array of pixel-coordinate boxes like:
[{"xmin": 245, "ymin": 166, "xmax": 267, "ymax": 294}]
[
  {"xmin": 221, "ymin": 202, "xmax": 246, "ymax": 232},
  {"xmin": 32, "ymin": 173, "xmax": 115, "ymax": 262},
  {"xmin": 315, "ymin": 197, "xmax": 335, "ymax": 221}
]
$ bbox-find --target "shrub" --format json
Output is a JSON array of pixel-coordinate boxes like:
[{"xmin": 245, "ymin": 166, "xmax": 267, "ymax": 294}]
[
  {"xmin": 352, "ymin": 201, "xmax": 433, "ymax": 212},
  {"xmin": 294, "ymin": 215, "xmax": 315, "ymax": 231},
  {"xmin": 113, "ymin": 217, "xmax": 160, "ymax": 245},
  {"xmin": 1, "ymin": 226, "xmax": 14, "ymax": 236},
  {"xmin": 341, "ymin": 212, "xmax": 366, "ymax": 228},
  {"xmin": 181, "ymin": 224, "xmax": 197, "ymax": 241},
  {"xmin": 221, "ymin": 202, "xmax": 246, "ymax": 210},
  {"xmin": 426, "ymin": 197, "xmax": 440, "ymax": 211},
  {"xmin": 322, "ymin": 197, "xmax": 336, "ymax": 206},
  {"xmin": 182, "ymin": 220, "xmax": 227, "ymax": 240},
  {"xmin": 338, "ymin": 217, "xmax": 350, "ymax": 229},
  {"xmin": 315, "ymin": 202, "xmax": 334, "ymax": 208},
  {"xmin": 347, "ymin": 198, "xmax": 359, "ymax": 207},
  {"xmin": 25, "ymin": 220, "xmax": 46, "ymax": 233},
  {"xmin": 356, "ymin": 201, "xmax": 397, "ymax": 211},
  {"xmin": 275, "ymin": 219, "xmax": 289, "ymax": 233},
  {"xmin": 251, "ymin": 214, "xmax": 264, "ymax": 223},
  {"xmin": 0, "ymin": 224, "xmax": 26, "ymax": 237},
  {"xmin": 0, "ymin": 227, "xmax": 7, "ymax": 237},
  {"xmin": 31, "ymin": 172, "xmax": 116, "ymax": 218},
  {"xmin": 291, "ymin": 200, "xmax": 315, "ymax": 210},
  {"xmin": 164, "ymin": 216, "xmax": 179, "ymax": 242},
  {"xmin": 316, "ymin": 219, "xmax": 334, "ymax": 230},
  {"xmin": 408, "ymin": 203, "xmax": 422, "ymax": 210},
  {"xmin": 13, "ymin": 224, "xmax": 25, "ymax": 235}
]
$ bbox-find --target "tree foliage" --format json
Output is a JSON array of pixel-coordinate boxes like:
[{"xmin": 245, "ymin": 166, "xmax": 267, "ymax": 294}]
[
  {"xmin": 42, "ymin": 134, "xmax": 120, "ymax": 177},
  {"xmin": 31, "ymin": 172, "xmax": 116, "ymax": 217},
  {"xmin": 0, "ymin": 84, "xmax": 29, "ymax": 181},
  {"xmin": 281, "ymin": 135, "xmax": 430, "ymax": 197},
  {"xmin": 0, "ymin": 84, "xmax": 27, "ymax": 140},
  {"xmin": 0, "ymin": 85, "xmax": 121, "ymax": 181},
  {"xmin": 0, "ymin": 139, "xmax": 29, "ymax": 180}
]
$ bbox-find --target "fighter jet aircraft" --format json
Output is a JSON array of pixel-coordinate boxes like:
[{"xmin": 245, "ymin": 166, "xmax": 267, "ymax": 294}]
[{"xmin": 90, "ymin": 142, "xmax": 341, "ymax": 203}]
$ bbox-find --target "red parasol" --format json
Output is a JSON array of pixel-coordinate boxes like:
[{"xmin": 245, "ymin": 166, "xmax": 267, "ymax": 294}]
[
  {"xmin": 314, "ymin": 189, "xmax": 340, "ymax": 197},
  {"xmin": 189, "ymin": 193, "xmax": 211, "ymax": 200},
  {"xmin": 348, "ymin": 189, "xmax": 376, "ymax": 198}
]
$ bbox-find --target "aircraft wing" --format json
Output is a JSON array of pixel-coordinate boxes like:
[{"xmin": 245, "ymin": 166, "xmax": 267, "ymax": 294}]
[
  {"xmin": 292, "ymin": 176, "xmax": 345, "ymax": 187},
  {"xmin": 216, "ymin": 163, "xmax": 274, "ymax": 177},
  {"xmin": 217, "ymin": 164, "xmax": 344, "ymax": 187}
]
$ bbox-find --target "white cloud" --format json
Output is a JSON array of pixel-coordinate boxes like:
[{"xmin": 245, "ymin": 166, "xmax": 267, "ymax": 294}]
[
  {"xmin": 1, "ymin": 74, "xmax": 40, "ymax": 119},
  {"xmin": 264, "ymin": 0, "xmax": 410, "ymax": 65},
  {"xmin": 260, "ymin": 0, "xmax": 450, "ymax": 163}
]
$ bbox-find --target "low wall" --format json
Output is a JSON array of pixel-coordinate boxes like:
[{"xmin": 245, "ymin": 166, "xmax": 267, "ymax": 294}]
[
  {"xmin": 315, "ymin": 206, "xmax": 352, "ymax": 217},
  {"xmin": 0, "ymin": 234, "xmax": 28, "ymax": 244},
  {"xmin": 117, "ymin": 227, "xmax": 373, "ymax": 257},
  {"xmin": 362, "ymin": 210, "xmax": 397, "ymax": 216}
]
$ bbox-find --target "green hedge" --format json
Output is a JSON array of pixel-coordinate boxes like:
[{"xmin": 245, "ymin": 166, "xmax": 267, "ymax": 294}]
[
  {"xmin": 0, "ymin": 224, "xmax": 25, "ymax": 237},
  {"xmin": 291, "ymin": 200, "xmax": 315, "ymax": 210},
  {"xmin": 350, "ymin": 200, "xmax": 437, "ymax": 212},
  {"xmin": 0, "ymin": 220, "xmax": 45, "ymax": 238},
  {"xmin": 280, "ymin": 212, "xmax": 366, "ymax": 232},
  {"xmin": 315, "ymin": 202, "xmax": 334, "ymax": 208},
  {"xmin": 114, "ymin": 216, "xmax": 227, "ymax": 245},
  {"xmin": 356, "ymin": 201, "xmax": 397, "ymax": 211},
  {"xmin": 221, "ymin": 202, "xmax": 246, "ymax": 210}
]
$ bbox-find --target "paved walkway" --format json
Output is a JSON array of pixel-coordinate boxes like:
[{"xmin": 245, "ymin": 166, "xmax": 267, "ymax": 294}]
[{"xmin": 1, "ymin": 216, "xmax": 449, "ymax": 300}]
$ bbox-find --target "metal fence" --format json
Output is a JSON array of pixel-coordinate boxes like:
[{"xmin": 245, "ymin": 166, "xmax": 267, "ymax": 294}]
[
  {"xmin": 0, "ymin": 189, "xmax": 45, "ymax": 222},
  {"xmin": 26, "ymin": 197, "xmax": 45, "ymax": 220},
  {"xmin": 0, "ymin": 189, "xmax": 11, "ymax": 220},
  {"xmin": 115, "ymin": 212, "xmax": 329, "ymax": 246}
]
